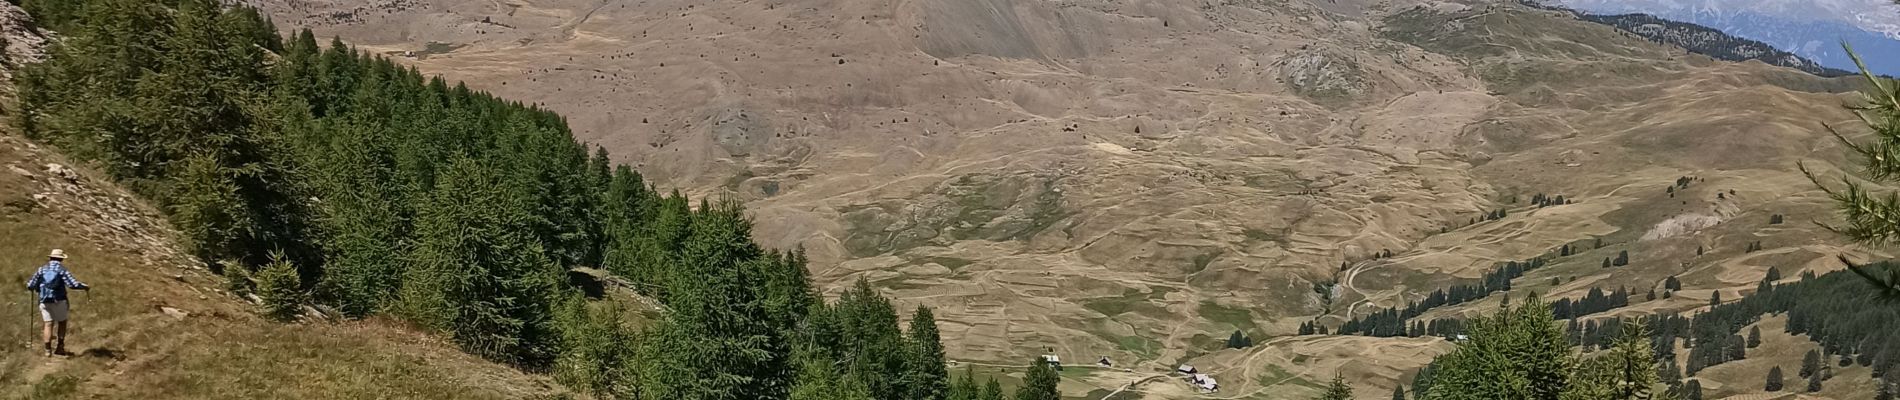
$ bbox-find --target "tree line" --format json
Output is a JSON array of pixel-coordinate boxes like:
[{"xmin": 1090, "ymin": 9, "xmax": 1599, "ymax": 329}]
[
  {"xmin": 1338, "ymin": 257, "xmax": 1548, "ymax": 336},
  {"xmin": 8, "ymin": 1, "xmax": 1074, "ymax": 399}
]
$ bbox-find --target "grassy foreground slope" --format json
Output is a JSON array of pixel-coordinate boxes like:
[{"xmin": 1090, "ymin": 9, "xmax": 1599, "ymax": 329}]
[
  {"xmin": 0, "ymin": 2, "xmax": 566, "ymax": 398},
  {"xmin": 0, "ymin": 133, "xmax": 565, "ymax": 399}
]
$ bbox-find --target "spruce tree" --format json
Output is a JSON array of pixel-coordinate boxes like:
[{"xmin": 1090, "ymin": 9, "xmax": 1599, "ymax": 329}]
[
  {"xmin": 1016, "ymin": 357, "xmax": 1062, "ymax": 400},
  {"xmin": 396, "ymin": 157, "xmax": 563, "ymax": 367},
  {"xmin": 947, "ymin": 366, "xmax": 978, "ymax": 400},
  {"xmin": 978, "ymin": 379, "xmax": 1005, "ymax": 400},
  {"xmin": 1421, "ymin": 297, "xmax": 1569, "ymax": 400},
  {"xmin": 1228, "ymin": 330, "xmax": 1250, "ymax": 349},
  {"xmin": 1318, "ymin": 374, "xmax": 1352, "ymax": 400},
  {"xmin": 789, "ymin": 347, "xmax": 874, "ymax": 400},
  {"xmin": 1802, "ymin": 349, "xmax": 1821, "ymax": 378},
  {"xmin": 1747, "ymin": 326, "xmax": 1761, "ymax": 348},
  {"xmin": 254, "ymin": 251, "xmax": 305, "ymax": 322},
  {"xmin": 1807, "ymin": 370, "xmax": 1823, "ymax": 392},
  {"xmin": 1766, "ymin": 366, "xmax": 1784, "ymax": 391},
  {"xmin": 907, "ymin": 306, "xmax": 949, "ymax": 400}
]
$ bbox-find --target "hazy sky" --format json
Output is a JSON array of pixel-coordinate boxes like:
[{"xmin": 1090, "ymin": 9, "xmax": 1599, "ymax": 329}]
[{"xmin": 1552, "ymin": 0, "xmax": 1900, "ymax": 39}]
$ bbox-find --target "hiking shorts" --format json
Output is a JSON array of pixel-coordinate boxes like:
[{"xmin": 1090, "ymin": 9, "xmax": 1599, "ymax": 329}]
[{"xmin": 39, "ymin": 300, "xmax": 68, "ymax": 322}]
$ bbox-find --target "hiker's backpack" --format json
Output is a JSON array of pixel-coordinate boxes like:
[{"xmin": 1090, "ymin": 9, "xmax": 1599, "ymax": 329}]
[{"xmin": 33, "ymin": 266, "xmax": 64, "ymax": 304}]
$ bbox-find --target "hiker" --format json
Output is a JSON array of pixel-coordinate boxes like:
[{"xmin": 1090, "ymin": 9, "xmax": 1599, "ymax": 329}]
[{"xmin": 25, "ymin": 249, "xmax": 88, "ymax": 357}]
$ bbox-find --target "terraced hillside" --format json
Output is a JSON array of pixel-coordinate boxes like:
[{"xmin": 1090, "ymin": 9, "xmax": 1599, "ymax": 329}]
[{"xmin": 244, "ymin": 0, "xmax": 1885, "ymax": 397}]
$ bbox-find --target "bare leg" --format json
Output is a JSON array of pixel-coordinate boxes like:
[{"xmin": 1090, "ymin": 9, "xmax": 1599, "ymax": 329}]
[
  {"xmin": 41, "ymin": 322, "xmax": 52, "ymax": 352},
  {"xmin": 54, "ymin": 321, "xmax": 67, "ymax": 354}
]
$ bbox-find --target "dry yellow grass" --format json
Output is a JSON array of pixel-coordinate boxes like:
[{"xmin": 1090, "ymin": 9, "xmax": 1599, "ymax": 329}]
[{"xmin": 0, "ymin": 134, "xmax": 566, "ymax": 399}]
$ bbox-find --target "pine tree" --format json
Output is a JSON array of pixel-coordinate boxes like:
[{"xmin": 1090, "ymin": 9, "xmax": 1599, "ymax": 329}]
[
  {"xmin": 1747, "ymin": 326, "xmax": 1761, "ymax": 348},
  {"xmin": 1318, "ymin": 374, "xmax": 1353, "ymax": 400},
  {"xmin": 1802, "ymin": 350, "xmax": 1821, "ymax": 378},
  {"xmin": 907, "ymin": 306, "xmax": 950, "ymax": 400},
  {"xmin": 1804, "ymin": 46, "xmax": 1900, "ymax": 297},
  {"xmin": 1561, "ymin": 320, "xmax": 1662, "ymax": 400},
  {"xmin": 1680, "ymin": 379, "xmax": 1701, "ymax": 400},
  {"xmin": 1807, "ymin": 370, "xmax": 1823, "ymax": 392},
  {"xmin": 1393, "ymin": 384, "xmax": 1408, "ymax": 400},
  {"xmin": 1016, "ymin": 357, "xmax": 1061, "ymax": 400},
  {"xmin": 1614, "ymin": 251, "xmax": 1630, "ymax": 266},
  {"xmin": 396, "ymin": 157, "xmax": 563, "ymax": 367},
  {"xmin": 254, "ymin": 251, "xmax": 305, "ymax": 322},
  {"xmin": 978, "ymin": 379, "xmax": 1005, "ymax": 400},
  {"xmin": 947, "ymin": 366, "xmax": 978, "ymax": 400},
  {"xmin": 552, "ymin": 294, "xmax": 637, "ymax": 398},
  {"xmin": 1228, "ymin": 330, "xmax": 1250, "ymax": 349},
  {"xmin": 1421, "ymin": 297, "xmax": 1569, "ymax": 400},
  {"xmin": 1766, "ymin": 366, "xmax": 1784, "ymax": 391},
  {"xmin": 789, "ymin": 347, "xmax": 874, "ymax": 400}
]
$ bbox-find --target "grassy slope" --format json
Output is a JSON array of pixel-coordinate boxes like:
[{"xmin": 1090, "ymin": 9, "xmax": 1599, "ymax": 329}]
[{"xmin": 0, "ymin": 133, "xmax": 568, "ymax": 399}]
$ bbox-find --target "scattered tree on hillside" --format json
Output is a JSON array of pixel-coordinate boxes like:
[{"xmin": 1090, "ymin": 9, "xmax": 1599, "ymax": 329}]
[
  {"xmin": 1766, "ymin": 366, "xmax": 1785, "ymax": 391},
  {"xmin": 1802, "ymin": 349, "xmax": 1821, "ymax": 378},
  {"xmin": 1227, "ymin": 330, "xmax": 1254, "ymax": 349},
  {"xmin": 1746, "ymin": 326, "xmax": 1761, "ymax": 348},
  {"xmin": 1393, "ymin": 384, "xmax": 1408, "ymax": 400},
  {"xmin": 1613, "ymin": 251, "xmax": 1630, "ymax": 267},
  {"xmin": 1808, "ymin": 370, "xmax": 1824, "ymax": 392},
  {"xmin": 1318, "ymin": 374, "xmax": 1353, "ymax": 400}
]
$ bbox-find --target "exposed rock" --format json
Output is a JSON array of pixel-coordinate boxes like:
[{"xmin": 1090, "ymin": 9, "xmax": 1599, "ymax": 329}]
[
  {"xmin": 160, "ymin": 306, "xmax": 190, "ymax": 320},
  {"xmin": 44, "ymin": 163, "xmax": 76, "ymax": 181}
]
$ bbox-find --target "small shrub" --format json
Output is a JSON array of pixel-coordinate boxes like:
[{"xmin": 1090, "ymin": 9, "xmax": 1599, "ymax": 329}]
[
  {"xmin": 222, "ymin": 259, "xmax": 252, "ymax": 297},
  {"xmin": 255, "ymin": 251, "xmax": 305, "ymax": 322}
]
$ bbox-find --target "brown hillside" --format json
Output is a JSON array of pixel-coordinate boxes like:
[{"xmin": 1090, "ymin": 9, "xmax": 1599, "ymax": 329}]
[{"xmin": 245, "ymin": 0, "xmax": 1883, "ymax": 397}]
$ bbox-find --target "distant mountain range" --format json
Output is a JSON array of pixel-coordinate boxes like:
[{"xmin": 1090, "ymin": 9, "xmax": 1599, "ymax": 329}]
[{"xmin": 1537, "ymin": 0, "xmax": 1900, "ymax": 76}]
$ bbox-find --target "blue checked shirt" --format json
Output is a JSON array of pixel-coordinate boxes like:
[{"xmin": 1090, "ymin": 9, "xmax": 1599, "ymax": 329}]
[{"xmin": 26, "ymin": 261, "xmax": 86, "ymax": 303}]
